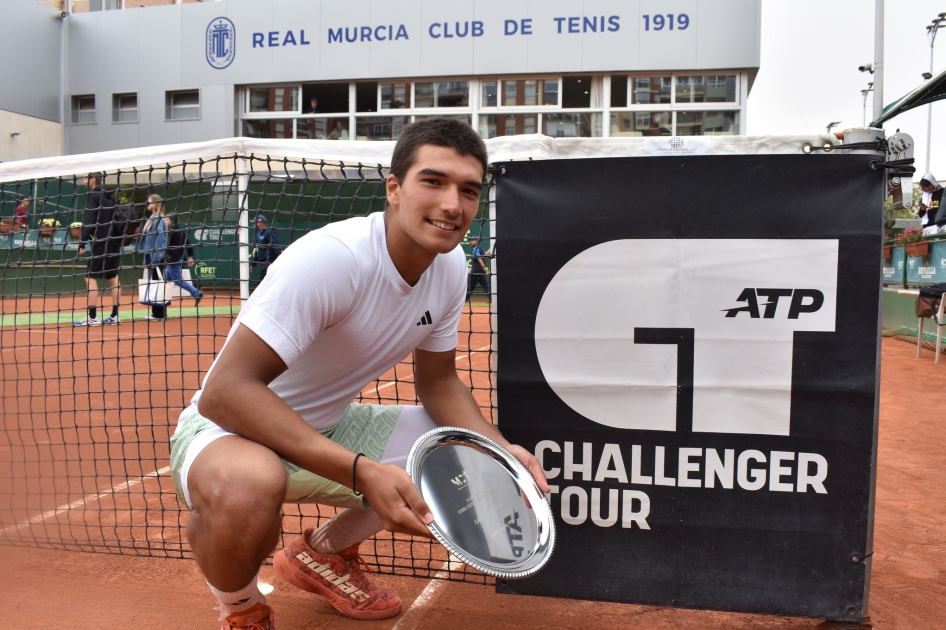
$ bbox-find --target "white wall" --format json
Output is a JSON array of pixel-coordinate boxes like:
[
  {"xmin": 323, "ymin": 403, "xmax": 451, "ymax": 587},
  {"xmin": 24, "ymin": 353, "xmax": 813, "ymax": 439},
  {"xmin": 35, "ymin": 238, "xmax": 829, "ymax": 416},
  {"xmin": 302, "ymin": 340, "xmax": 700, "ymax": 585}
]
[{"xmin": 0, "ymin": 110, "xmax": 62, "ymax": 162}]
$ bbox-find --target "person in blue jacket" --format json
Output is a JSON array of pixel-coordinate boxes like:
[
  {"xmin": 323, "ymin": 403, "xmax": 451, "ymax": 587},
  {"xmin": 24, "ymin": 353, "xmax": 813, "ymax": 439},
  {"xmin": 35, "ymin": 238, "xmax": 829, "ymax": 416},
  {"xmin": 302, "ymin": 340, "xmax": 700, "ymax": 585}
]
[
  {"xmin": 250, "ymin": 215, "xmax": 281, "ymax": 284},
  {"xmin": 138, "ymin": 194, "xmax": 170, "ymax": 321}
]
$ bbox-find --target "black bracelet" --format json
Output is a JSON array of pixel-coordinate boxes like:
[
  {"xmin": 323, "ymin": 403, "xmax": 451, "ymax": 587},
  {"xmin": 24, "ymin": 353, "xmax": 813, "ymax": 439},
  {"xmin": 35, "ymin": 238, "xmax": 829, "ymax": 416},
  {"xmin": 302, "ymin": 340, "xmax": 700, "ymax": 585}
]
[{"xmin": 352, "ymin": 452, "xmax": 366, "ymax": 497}]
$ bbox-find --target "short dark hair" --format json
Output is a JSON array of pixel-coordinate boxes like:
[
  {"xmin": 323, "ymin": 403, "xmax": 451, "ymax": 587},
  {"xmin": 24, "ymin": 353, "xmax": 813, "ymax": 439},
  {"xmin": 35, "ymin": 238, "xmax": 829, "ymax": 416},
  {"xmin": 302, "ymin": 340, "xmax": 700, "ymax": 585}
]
[
  {"xmin": 389, "ymin": 118, "xmax": 488, "ymax": 183},
  {"xmin": 87, "ymin": 172, "xmax": 104, "ymax": 185}
]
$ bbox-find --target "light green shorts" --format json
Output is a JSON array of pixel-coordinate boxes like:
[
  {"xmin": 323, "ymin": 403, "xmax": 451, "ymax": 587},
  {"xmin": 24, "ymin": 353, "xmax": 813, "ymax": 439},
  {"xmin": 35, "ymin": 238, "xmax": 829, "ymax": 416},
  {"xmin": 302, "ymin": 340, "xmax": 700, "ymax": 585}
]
[{"xmin": 169, "ymin": 402, "xmax": 403, "ymax": 511}]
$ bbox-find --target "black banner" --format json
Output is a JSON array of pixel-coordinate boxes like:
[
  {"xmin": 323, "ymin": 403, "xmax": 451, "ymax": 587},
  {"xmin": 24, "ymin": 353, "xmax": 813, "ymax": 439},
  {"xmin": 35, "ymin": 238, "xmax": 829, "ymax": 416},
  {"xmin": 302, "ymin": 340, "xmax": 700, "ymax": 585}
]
[{"xmin": 495, "ymin": 154, "xmax": 883, "ymax": 621}]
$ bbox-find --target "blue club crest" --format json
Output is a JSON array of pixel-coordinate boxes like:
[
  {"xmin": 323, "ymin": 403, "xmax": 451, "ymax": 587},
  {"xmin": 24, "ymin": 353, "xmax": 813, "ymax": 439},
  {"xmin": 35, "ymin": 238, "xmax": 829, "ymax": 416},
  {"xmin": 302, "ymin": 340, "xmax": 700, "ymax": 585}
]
[{"xmin": 206, "ymin": 17, "xmax": 236, "ymax": 70}]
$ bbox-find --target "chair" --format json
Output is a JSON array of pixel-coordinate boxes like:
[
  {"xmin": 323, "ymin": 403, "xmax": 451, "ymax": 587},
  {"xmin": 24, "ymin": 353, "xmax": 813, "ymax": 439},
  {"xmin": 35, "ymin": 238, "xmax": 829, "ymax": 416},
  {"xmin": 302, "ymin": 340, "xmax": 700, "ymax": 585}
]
[{"xmin": 916, "ymin": 291, "xmax": 946, "ymax": 363}]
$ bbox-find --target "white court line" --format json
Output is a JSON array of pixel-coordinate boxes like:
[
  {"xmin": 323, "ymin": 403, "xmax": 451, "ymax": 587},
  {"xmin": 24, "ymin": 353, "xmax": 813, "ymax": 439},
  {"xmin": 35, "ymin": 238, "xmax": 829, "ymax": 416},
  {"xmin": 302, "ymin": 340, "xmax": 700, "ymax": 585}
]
[
  {"xmin": 391, "ymin": 555, "xmax": 465, "ymax": 630},
  {"xmin": 2, "ymin": 466, "xmax": 171, "ymax": 536},
  {"xmin": 363, "ymin": 345, "xmax": 491, "ymax": 395}
]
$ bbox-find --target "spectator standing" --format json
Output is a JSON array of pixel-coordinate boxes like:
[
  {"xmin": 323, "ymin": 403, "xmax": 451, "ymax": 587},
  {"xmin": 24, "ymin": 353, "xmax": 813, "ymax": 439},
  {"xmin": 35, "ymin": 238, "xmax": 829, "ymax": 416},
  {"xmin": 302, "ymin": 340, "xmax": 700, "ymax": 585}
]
[
  {"xmin": 13, "ymin": 197, "xmax": 30, "ymax": 230},
  {"xmin": 250, "ymin": 215, "xmax": 281, "ymax": 284},
  {"xmin": 920, "ymin": 173, "xmax": 945, "ymax": 234},
  {"xmin": 166, "ymin": 213, "xmax": 204, "ymax": 307},
  {"xmin": 137, "ymin": 194, "xmax": 171, "ymax": 321},
  {"xmin": 74, "ymin": 173, "xmax": 122, "ymax": 326},
  {"xmin": 466, "ymin": 236, "xmax": 490, "ymax": 303}
]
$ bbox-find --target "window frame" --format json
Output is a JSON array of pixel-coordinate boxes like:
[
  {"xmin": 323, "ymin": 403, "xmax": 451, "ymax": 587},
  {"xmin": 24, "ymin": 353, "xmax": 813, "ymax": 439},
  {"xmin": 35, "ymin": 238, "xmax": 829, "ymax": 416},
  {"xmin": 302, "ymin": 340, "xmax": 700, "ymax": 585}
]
[
  {"xmin": 477, "ymin": 74, "xmax": 563, "ymax": 111},
  {"xmin": 242, "ymin": 85, "xmax": 302, "ymax": 117},
  {"xmin": 71, "ymin": 94, "xmax": 97, "ymax": 125},
  {"xmin": 111, "ymin": 92, "xmax": 138, "ymax": 124},
  {"xmin": 165, "ymin": 88, "xmax": 201, "ymax": 122}
]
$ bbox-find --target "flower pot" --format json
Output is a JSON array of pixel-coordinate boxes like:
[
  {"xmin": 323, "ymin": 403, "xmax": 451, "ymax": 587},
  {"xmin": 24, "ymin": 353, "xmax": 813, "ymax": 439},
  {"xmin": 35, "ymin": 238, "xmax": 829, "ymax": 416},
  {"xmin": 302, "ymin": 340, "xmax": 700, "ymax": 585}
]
[
  {"xmin": 38, "ymin": 226, "xmax": 55, "ymax": 237},
  {"xmin": 70, "ymin": 227, "xmax": 81, "ymax": 239},
  {"xmin": 0, "ymin": 222, "xmax": 10, "ymax": 234},
  {"xmin": 904, "ymin": 241, "xmax": 930, "ymax": 258},
  {"xmin": 883, "ymin": 245, "xmax": 892, "ymax": 260}
]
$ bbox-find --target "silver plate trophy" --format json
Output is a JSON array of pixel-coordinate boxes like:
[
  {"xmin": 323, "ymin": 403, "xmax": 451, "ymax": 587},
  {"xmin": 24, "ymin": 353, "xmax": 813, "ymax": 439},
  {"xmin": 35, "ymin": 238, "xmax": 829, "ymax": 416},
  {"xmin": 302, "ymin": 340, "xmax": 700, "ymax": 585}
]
[{"xmin": 406, "ymin": 426, "xmax": 556, "ymax": 579}]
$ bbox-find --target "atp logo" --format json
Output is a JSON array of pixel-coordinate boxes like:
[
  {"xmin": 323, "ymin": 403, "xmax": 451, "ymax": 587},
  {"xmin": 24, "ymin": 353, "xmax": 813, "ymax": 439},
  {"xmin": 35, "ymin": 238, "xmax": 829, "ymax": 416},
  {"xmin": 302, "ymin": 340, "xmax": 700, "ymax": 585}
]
[
  {"xmin": 723, "ymin": 288, "xmax": 824, "ymax": 319},
  {"xmin": 669, "ymin": 137, "xmax": 684, "ymax": 149},
  {"xmin": 534, "ymin": 239, "xmax": 838, "ymax": 436},
  {"xmin": 206, "ymin": 17, "xmax": 236, "ymax": 69}
]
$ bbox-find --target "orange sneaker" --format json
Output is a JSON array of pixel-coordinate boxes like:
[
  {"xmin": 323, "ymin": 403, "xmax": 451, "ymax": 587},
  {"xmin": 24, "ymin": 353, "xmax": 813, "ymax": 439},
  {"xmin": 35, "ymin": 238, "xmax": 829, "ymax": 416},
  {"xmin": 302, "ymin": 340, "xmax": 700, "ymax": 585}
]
[
  {"xmin": 273, "ymin": 529, "xmax": 401, "ymax": 620},
  {"xmin": 220, "ymin": 602, "xmax": 275, "ymax": 630}
]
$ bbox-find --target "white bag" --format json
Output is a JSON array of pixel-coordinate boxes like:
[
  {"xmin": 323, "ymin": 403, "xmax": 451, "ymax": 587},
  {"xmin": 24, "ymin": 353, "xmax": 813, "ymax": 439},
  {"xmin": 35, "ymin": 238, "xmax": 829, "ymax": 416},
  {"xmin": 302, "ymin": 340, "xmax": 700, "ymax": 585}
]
[{"xmin": 138, "ymin": 267, "xmax": 172, "ymax": 306}]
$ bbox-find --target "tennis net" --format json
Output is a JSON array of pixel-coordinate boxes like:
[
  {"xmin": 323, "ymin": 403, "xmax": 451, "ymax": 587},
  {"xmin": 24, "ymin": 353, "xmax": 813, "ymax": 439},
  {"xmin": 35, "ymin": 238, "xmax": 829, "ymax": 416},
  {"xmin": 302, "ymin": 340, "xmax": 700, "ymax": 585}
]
[{"xmin": 0, "ymin": 141, "xmax": 495, "ymax": 584}]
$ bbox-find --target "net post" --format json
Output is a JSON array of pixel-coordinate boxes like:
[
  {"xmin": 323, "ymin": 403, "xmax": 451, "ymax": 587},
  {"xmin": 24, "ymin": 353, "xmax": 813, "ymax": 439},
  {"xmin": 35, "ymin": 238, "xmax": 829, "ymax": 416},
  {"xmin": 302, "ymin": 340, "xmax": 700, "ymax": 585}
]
[
  {"xmin": 489, "ymin": 174, "xmax": 498, "ymax": 424},
  {"xmin": 237, "ymin": 154, "xmax": 250, "ymax": 302}
]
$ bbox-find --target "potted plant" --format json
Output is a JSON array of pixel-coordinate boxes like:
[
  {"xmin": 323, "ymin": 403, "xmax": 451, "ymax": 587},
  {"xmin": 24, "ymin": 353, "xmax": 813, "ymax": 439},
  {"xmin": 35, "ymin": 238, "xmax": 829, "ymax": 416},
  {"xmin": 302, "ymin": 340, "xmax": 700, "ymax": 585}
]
[
  {"xmin": 0, "ymin": 217, "xmax": 11, "ymax": 234},
  {"xmin": 894, "ymin": 227, "xmax": 930, "ymax": 258},
  {"xmin": 38, "ymin": 218, "xmax": 60, "ymax": 237},
  {"xmin": 883, "ymin": 241, "xmax": 893, "ymax": 260},
  {"xmin": 69, "ymin": 221, "xmax": 83, "ymax": 240}
]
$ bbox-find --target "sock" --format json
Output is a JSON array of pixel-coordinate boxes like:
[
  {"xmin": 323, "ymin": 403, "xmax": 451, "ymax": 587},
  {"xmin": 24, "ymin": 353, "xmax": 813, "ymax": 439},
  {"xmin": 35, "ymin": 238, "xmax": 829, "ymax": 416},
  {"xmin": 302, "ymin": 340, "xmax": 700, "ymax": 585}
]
[
  {"xmin": 207, "ymin": 573, "xmax": 266, "ymax": 620},
  {"xmin": 308, "ymin": 508, "xmax": 384, "ymax": 554},
  {"xmin": 88, "ymin": 307, "xmax": 97, "ymax": 319},
  {"xmin": 111, "ymin": 305, "xmax": 119, "ymax": 317}
]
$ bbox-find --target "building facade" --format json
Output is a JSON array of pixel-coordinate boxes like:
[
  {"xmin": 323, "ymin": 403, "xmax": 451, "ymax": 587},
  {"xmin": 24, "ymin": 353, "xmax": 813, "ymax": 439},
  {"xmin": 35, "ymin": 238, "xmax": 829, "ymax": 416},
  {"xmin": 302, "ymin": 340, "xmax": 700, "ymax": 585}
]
[{"xmin": 3, "ymin": 0, "xmax": 761, "ymax": 157}]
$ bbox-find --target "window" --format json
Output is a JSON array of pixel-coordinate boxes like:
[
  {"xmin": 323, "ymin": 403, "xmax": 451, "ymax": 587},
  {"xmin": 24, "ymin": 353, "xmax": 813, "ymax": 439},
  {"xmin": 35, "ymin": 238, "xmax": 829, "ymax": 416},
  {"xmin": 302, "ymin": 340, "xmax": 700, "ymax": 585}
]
[
  {"xmin": 356, "ymin": 82, "xmax": 378, "ymax": 113},
  {"xmin": 676, "ymin": 111, "xmax": 740, "ymax": 135},
  {"xmin": 501, "ymin": 80, "xmax": 558, "ymax": 106},
  {"xmin": 632, "ymin": 77, "xmax": 671, "ymax": 104},
  {"xmin": 242, "ymin": 119, "xmax": 292, "ymax": 139},
  {"xmin": 610, "ymin": 75, "xmax": 628, "ymax": 108},
  {"xmin": 414, "ymin": 82, "xmax": 469, "ymax": 108},
  {"xmin": 561, "ymin": 76, "xmax": 592, "ymax": 108},
  {"xmin": 354, "ymin": 116, "xmax": 408, "ymax": 140},
  {"xmin": 71, "ymin": 95, "xmax": 96, "ymax": 124},
  {"xmin": 166, "ymin": 89, "xmax": 200, "ymax": 120},
  {"xmin": 478, "ymin": 114, "xmax": 537, "ymax": 138},
  {"xmin": 481, "ymin": 82, "xmax": 498, "ymax": 107},
  {"xmin": 247, "ymin": 87, "xmax": 299, "ymax": 113},
  {"xmin": 610, "ymin": 111, "xmax": 671, "ymax": 137},
  {"xmin": 542, "ymin": 113, "xmax": 602, "ymax": 137},
  {"xmin": 380, "ymin": 83, "xmax": 410, "ymax": 109},
  {"xmin": 676, "ymin": 76, "xmax": 737, "ymax": 103},
  {"xmin": 302, "ymin": 82, "xmax": 349, "ymax": 113},
  {"xmin": 296, "ymin": 117, "xmax": 350, "ymax": 140},
  {"xmin": 112, "ymin": 93, "xmax": 138, "ymax": 123}
]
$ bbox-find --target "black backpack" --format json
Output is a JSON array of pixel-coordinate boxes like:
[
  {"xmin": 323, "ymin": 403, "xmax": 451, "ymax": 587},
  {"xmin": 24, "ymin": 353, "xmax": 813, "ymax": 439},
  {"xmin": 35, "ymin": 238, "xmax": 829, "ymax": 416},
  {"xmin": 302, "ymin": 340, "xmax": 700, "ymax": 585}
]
[{"xmin": 112, "ymin": 204, "xmax": 141, "ymax": 246}]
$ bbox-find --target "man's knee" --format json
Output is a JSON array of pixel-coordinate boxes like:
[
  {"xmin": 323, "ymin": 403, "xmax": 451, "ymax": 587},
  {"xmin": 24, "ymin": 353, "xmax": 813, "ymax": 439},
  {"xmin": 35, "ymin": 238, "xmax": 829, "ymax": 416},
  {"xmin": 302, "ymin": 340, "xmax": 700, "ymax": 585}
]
[{"xmin": 189, "ymin": 439, "xmax": 287, "ymax": 517}]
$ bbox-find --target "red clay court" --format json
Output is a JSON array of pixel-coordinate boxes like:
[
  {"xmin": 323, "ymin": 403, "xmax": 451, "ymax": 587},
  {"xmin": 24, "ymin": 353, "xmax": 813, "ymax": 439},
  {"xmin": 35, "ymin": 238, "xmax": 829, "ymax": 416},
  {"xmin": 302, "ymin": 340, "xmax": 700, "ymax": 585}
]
[{"xmin": 1, "ymin": 303, "xmax": 944, "ymax": 629}]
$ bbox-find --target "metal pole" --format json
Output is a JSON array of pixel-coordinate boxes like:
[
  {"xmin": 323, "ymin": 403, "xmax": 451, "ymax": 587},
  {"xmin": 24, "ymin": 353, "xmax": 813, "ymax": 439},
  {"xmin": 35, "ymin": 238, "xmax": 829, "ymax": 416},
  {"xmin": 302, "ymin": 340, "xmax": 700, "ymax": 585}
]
[
  {"xmin": 237, "ymin": 157, "xmax": 250, "ymax": 302},
  {"xmin": 927, "ymin": 29, "xmax": 937, "ymax": 175},
  {"xmin": 873, "ymin": 0, "xmax": 884, "ymax": 125}
]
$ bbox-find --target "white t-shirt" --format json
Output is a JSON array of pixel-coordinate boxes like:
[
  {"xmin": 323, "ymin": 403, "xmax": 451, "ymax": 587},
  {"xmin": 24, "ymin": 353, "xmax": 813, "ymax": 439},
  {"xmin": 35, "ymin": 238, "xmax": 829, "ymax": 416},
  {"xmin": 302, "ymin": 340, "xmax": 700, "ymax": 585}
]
[{"xmin": 191, "ymin": 212, "xmax": 467, "ymax": 430}]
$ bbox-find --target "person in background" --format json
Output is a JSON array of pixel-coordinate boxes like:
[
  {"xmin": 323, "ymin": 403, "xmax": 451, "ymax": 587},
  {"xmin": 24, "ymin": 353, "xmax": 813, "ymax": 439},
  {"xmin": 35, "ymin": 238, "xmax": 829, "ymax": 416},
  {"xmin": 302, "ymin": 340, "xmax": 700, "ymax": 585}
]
[
  {"xmin": 303, "ymin": 97, "xmax": 322, "ymax": 114},
  {"xmin": 250, "ymin": 215, "xmax": 281, "ymax": 284},
  {"xmin": 329, "ymin": 119, "xmax": 349, "ymax": 140},
  {"xmin": 165, "ymin": 213, "xmax": 204, "ymax": 308},
  {"xmin": 75, "ymin": 174, "xmax": 122, "ymax": 326},
  {"xmin": 138, "ymin": 194, "xmax": 171, "ymax": 321},
  {"xmin": 466, "ymin": 236, "xmax": 490, "ymax": 304},
  {"xmin": 919, "ymin": 173, "xmax": 945, "ymax": 234},
  {"xmin": 13, "ymin": 197, "xmax": 30, "ymax": 230}
]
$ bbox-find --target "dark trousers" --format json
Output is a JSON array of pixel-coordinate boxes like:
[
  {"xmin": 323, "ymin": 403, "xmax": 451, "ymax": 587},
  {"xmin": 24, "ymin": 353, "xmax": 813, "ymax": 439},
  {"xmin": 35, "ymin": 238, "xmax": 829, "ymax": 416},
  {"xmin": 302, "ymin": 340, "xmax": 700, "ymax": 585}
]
[{"xmin": 467, "ymin": 273, "xmax": 491, "ymax": 302}]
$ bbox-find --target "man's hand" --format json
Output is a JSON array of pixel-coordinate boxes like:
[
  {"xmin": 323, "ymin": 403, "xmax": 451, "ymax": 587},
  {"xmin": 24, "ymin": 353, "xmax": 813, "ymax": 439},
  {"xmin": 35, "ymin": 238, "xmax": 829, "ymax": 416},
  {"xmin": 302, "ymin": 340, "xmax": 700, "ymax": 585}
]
[
  {"xmin": 358, "ymin": 459, "xmax": 434, "ymax": 538},
  {"xmin": 78, "ymin": 245, "xmax": 85, "ymax": 255},
  {"xmin": 187, "ymin": 256, "xmax": 195, "ymax": 267},
  {"xmin": 505, "ymin": 444, "xmax": 551, "ymax": 493}
]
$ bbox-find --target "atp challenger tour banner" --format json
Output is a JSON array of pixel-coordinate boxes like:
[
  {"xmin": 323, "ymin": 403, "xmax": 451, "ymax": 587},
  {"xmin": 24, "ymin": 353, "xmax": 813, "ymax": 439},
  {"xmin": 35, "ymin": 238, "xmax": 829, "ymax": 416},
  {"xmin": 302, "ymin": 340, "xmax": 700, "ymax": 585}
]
[{"xmin": 495, "ymin": 154, "xmax": 883, "ymax": 622}]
